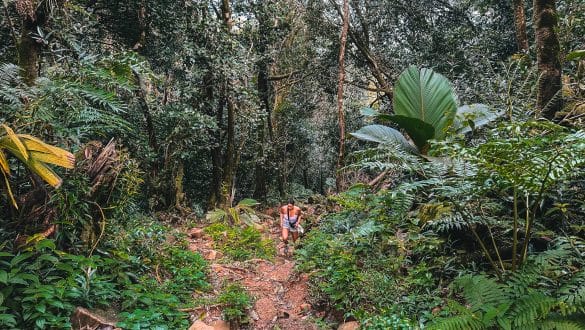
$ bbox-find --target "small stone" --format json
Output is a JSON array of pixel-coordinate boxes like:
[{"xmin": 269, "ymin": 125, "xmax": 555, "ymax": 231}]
[
  {"xmin": 277, "ymin": 310, "xmax": 290, "ymax": 319},
  {"xmin": 249, "ymin": 310, "xmax": 260, "ymax": 321},
  {"xmin": 71, "ymin": 307, "xmax": 117, "ymax": 330},
  {"xmin": 189, "ymin": 228, "xmax": 204, "ymax": 239},
  {"xmin": 210, "ymin": 320, "xmax": 230, "ymax": 330},
  {"xmin": 300, "ymin": 303, "xmax": 312, "ymax": 313},
  {"xmin": 188, "ymin": 320, "xmax": 214, "ymax": 330},
  {"xmin": 253, "ymin": 223, "xmax": 266, "ymax": 232},
  {"xmin": 338, "ymin": 321, "xmax": 360, "ymax": 330},
  {"xmin": 204, "ymin": 250, "xmax": 223, "ymax": 260}
]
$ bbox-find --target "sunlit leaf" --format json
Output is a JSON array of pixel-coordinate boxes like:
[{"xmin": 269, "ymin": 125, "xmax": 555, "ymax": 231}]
[
  {"xmin": 351, "ymin": 124, "xmax": 418, "ymax": 154},
  {"xmin": 393, "ymin": 66, "xmax": 457, "ymax": 139}
]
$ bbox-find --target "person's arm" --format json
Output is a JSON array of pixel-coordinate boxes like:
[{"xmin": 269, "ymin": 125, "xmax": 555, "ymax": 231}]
[
  {"xmin": 279, "ymin": 206, "xmax": 284, "ymax": 226},
  {"xmin": 297, "ymin": 207, "xmax": 302, "ymax": 225}
]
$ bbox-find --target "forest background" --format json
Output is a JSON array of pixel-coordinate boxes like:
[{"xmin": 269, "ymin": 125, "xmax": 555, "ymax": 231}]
[{"xmin": 1, "ymin": 0, "xmax": 585, "ymax": 329}]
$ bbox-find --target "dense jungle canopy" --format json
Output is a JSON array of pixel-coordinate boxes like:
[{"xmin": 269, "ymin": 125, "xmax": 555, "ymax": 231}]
[{"xmin": 1, "ymin": 0, "xmax": 585, "ymax": 329}]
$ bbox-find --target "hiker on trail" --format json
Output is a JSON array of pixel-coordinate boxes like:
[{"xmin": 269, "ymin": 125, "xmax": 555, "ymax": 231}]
[{"xmin": 280, "ymin": 199, "xmax": 302, "ymax": 253}]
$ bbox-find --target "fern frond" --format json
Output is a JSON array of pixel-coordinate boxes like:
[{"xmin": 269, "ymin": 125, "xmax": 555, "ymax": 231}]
[
  {"xmin": 508, "ymin": 292, "xmax": 558, "ymax": 328},
  {"xmin": 428, "ymin": 301, "xmax": 485, "ymax": 330},
  {"xmin": 423, "ymin": 213, "xmax": 467, "ymax": 232},
  {"xmin": 350, "ymin": 220, "xmax": 382, "ymax": 239},
  {"xmin": 540, "ymin": 318, "xmax": 585, "ymax": 330},
  {"xmin": 558, "ymin": 270, "xmax": 585, "ymax": 312},
  {"xmin": 454, "ymin": 274, "xmax": 508, "ymax": 309}
]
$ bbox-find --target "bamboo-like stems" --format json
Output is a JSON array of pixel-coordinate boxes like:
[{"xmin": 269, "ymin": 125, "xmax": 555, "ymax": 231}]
[
  {"xmin": 487, "ymin": 225, "xmax": 505, "ymax": 272},
  {"xmin": 453, "ymin": 203, "xmax": 502, "ymax": 278},
  {"xmin": 512, "ymin": 184, "xmax": 519, "ymax": 271},
  {"xmin": 520, "ymin": 152, "xmax": 558, "ymax": 263}
]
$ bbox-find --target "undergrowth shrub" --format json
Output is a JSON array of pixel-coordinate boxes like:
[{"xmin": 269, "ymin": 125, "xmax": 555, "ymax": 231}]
[
  {"xmin": 296, "ymin": 221, "xmax": 446, "ymax": 320},
  {"xmin": 429, "ymin": 239, "xmax": 585, "ymax": 330},
  {"xmin": 0, "ymin": 215, "xmax": 210, "ymax": 330},
  {"xmin": 361, "ymin": 314, "xmax": 415, "ymax": 330},
  {"xmin": 217, "ymin": 282, "xmax": 252, "ymax": 327},
  {"xmin": 0, "ymin": 240, "xmax": 120, "ymax": 329},
  {"xmin": 204, "ymin": 222, "xmax": 273, "ymax": 261}
]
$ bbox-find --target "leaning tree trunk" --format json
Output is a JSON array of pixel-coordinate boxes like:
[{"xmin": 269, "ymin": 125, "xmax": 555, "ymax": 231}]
[
  {"xmin": 513, "ymin": 0, "xmax": 529, "ymax": 52},
  {"xmin": 335, "ymin": 0, "xmax": 349, "ymax": 191},
  {"xmin": 534, "ymin": 0, "xmax": 562, "ymax": 119}
]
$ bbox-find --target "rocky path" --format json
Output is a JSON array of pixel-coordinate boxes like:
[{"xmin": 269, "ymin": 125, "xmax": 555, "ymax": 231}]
[{"xmin": 187, "ymin": 215, "xmax": 318, "ymax": 330}]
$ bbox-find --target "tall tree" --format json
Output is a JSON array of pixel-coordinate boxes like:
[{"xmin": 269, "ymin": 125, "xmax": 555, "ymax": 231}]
[
  {"xmin": 534, "ymin": 0, "xmax": 562, "ymax": 119},
  {"xmin": 335, "ymin": 0, "xmax": 349, "ymax": 191},
  {"xmin": 252, "ymin": 2, "xmax": 273, "ymax": 202},
  {"xmin": 15, "ymin": 0, "xmax": 62, "ymax": 85},
  {"xmin": 513, "ymin": 0, "xmax": 529, "ymax": 52},
  {"xmin": 219, "ymin": 0, "xmax": 237, "ymax": 207}
]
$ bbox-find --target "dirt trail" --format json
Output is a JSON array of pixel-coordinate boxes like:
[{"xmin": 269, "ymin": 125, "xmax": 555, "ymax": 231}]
[{"xmin": 187, "ymin": 213, "xmax": 318, "ymax": 330}]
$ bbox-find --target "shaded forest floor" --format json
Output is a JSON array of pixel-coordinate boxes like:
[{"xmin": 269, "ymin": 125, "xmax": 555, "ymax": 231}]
[{"xmin": 186, "ymin": 211, "xmax": 319, "ymax": 330}]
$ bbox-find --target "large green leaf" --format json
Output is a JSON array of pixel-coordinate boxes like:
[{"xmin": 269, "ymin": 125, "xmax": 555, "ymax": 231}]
[
  {"xmin": 455, "ymin": 104, "xmax": 502, "ymax": 133},
  {"xmin": 566, "ymin": 50, "xmax": 585, "ymax": 61},
  {"xmin": 237, "ymin": 198, "xmax": 259, "ymax": 208},
  {"xmin": 393, "ymin": 66, "xmax": 457, "ymax": 139},
  {"xmin": 387, "ymin": 115, "xmax": 435, "ymax": 151},
  {"xmin": 350, "ymin": 124, "xmax": 418, "ymax": 154}
]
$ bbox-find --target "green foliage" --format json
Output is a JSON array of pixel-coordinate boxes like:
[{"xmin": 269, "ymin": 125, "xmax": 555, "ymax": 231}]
[
  {"xmin": 0, "ymin": 216, "xmax": 210, "ymax": 329},
  {"xmin": 158, "ymin": 247, "xmax": 210, "ymax": 298},
  {"xmin": 351, "ymin": 124, "xmax": 419, "ymax": 154},
  {"xmin": 393, "ymin": 66, "xmax": 457, "ymax": 142},
  {"xmin": 205, "ymin": 198, "xmax": 260, "ymax": 225},
  {"xmin": 429, "ymin": 240, "xmax": 585, "ymax": 330},
  {"xmin": 204, "ymin": 223, "xmax": 273, "ymax": 261},
  {"xmin": 118, "ymin": 279, "xmax": 190, "ymax": 330},
  {"xmin": 0, "ymin": 240, "xmax": 118, "ymax": 329},
  {"xmin": 353, "ymin": 67, "xmax": 496, "ymax": 154},
  {"xmin": 361, "ymin": 314, "xmax": 415, "ymax": 330},
  {"xmin": 217, "ymin": 283, "xmax": 252, "ymax": 326},
  {"xmin": 472, "ymin": 121, "xmax": 585, "ymax": 194}
]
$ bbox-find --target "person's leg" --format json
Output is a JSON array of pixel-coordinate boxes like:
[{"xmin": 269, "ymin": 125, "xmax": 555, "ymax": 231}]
[
  {"xmin": 281, "ymin": 227, "xmax": 289, "ymax": 243},
  {"xmin": 291, "ymin": 231, "xmax": 299, "ymax": 243}
]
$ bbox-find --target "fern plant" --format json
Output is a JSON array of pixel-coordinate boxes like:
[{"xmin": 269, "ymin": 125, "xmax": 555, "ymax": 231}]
[
  {"xmin": 0, "ymin": 55, "xmax": 140, "ymax": 143},
  {"xmin": 429, "ymin": 240, "xmax": 585, "ymax": 330}
]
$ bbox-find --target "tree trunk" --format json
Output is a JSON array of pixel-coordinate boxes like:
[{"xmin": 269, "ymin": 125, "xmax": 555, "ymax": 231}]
[
  {"xmin": 513, "ymin": 0, "xmax": 529, "ymax": 52},
  {"xmin": 221, "ymin": 97, "xmax": 236, "ymax": 207},
  {"xmin": 15, "ymin": 0, "xmax": 65, "ymax": 85},
  {"xmin": 332, "ymin": 1, "xmax": 393, "ymax": 102},
  {"xmin": 132, "ymin": 70, "xmax": 158, "ymax": 153},
  {"xmin": 174, "ymin": 161, "xmax": 185, "ymax": 210},
  {"xmin": 133, "ymin": 0, "xmax": 147, "ymax": 50},
  {"xmin": 253, "ymin": 7, "xmax": 272, "ymax": 202},
  {"xmin": 218, "ymin": 0, "xmax": 237, "ymax": 207},
  {"xmin": 534, "ymin": 0, "xmax": 562, "ymax": 119},
  {"xmin": 335, "ymin": 0, "xmax": 349, "ymax": 191},
  {"xmin": 18, "ymin": 22, "xmax": 40, "ymax": 85},
  {"xmin": 16, "ymin": 0, "xmax": 50, "ymax": 85},
  {"xmin": 220, "ymin": 0, "xmax": 233, "ymax": 31},
  {"xmin": 206, "ymin": 71, "xmax": 223, "ymax": 210},
  {"xmin": 514, "ymin": 0, "xmax": 528, "ymax": 52}
]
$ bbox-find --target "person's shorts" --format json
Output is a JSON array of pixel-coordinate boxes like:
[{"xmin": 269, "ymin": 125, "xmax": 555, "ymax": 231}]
[{"xmin": 283, "ymin": 219, "xmax": 299, "ymax": 232}]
